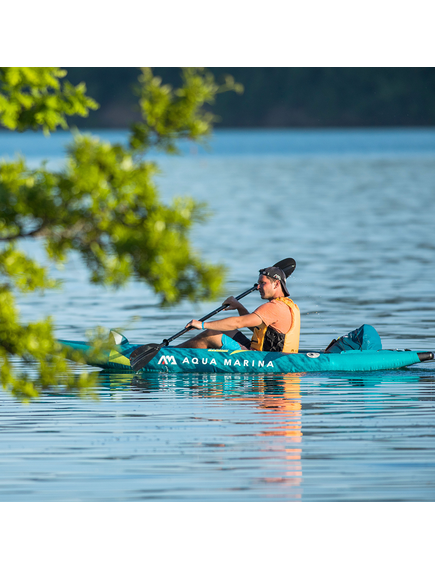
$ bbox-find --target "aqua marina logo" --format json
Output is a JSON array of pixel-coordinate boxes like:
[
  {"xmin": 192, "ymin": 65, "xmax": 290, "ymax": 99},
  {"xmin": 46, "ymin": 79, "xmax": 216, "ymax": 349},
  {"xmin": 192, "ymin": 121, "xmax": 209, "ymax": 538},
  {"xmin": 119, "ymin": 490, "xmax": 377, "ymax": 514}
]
[
  {"xmin": 157, "ymin": 354, "xmax": 274, "ymax": 369},
  {"xmin": 157, "ymin": 355, "xmax": 177, "ymax": 365}
]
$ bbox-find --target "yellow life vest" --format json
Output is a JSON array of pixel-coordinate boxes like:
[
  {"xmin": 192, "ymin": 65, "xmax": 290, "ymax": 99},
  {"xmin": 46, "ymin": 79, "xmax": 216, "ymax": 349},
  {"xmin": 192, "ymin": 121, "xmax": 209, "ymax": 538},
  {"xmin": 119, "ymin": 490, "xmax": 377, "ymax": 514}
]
[{"xmin": 250, "ymin": 297, "xmax": 300, "ymax": 353}]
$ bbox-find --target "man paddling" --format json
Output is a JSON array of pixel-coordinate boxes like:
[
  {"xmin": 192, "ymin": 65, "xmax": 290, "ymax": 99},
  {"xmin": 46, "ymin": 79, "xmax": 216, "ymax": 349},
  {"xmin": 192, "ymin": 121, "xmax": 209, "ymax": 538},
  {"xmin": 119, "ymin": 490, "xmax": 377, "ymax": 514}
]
[{"xmin": 179, "ymin": 266, "xmax": 300, "ymax": 353}]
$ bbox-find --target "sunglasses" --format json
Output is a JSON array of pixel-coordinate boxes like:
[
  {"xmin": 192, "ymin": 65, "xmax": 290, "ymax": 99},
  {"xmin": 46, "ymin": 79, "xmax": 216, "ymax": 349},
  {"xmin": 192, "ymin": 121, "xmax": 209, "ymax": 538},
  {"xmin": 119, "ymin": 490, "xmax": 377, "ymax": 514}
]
[{"xmin": 259, "ymin": 268, "xmax": 284, "ymax": 282}]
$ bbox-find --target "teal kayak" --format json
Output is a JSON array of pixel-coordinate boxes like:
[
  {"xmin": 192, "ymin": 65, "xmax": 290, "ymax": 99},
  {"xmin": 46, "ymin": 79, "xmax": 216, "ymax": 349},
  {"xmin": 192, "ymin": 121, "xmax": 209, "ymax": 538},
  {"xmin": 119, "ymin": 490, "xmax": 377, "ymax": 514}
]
[{"xmin": 58, "ymin": 332, "xmax": 434, "ymax": 374}]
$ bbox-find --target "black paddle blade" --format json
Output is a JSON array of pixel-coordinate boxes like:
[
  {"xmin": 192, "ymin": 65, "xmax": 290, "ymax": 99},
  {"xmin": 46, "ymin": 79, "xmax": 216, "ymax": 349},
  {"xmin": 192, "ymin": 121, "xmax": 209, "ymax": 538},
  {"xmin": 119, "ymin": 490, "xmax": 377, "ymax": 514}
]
[
  {"xmin": 275, "ymin": 258, "xmax": 296, "ymax": 277},
  {"xmin": 130, "ymin": 343, "xmax": 162, "ymax": 372}
]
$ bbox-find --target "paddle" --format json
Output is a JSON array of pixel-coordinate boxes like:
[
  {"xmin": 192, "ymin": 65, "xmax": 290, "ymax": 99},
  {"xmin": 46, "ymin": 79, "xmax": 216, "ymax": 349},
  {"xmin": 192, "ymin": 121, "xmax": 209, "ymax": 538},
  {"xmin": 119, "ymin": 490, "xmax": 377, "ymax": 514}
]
[{"xmin": 130, "ymin": 258, "xmax": 296, "ymax": 371}]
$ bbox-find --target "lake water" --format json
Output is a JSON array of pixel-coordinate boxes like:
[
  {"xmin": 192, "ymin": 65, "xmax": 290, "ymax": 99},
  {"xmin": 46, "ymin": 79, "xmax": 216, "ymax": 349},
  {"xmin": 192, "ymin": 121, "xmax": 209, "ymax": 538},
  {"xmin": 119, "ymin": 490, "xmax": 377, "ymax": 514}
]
[{"xmin": 1, "ymin": 128, "xmax": 435, "ymax": 502}]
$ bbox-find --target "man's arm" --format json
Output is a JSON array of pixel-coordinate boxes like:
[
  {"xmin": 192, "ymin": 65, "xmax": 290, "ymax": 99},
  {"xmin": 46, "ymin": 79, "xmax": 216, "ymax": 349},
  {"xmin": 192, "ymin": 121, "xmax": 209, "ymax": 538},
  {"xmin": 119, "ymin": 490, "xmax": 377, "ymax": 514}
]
[{"xmin": 187, "ymin": 312, "xmax": 262, "ymax": 332}]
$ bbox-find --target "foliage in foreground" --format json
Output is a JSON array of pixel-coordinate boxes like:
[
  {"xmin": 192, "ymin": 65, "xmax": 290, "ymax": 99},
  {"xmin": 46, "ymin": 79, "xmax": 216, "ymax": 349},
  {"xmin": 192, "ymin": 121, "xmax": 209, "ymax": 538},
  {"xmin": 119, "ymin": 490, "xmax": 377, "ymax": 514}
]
[{"xmin": 0, "ymin": 67, "xmax": 242, "ymax": 399}]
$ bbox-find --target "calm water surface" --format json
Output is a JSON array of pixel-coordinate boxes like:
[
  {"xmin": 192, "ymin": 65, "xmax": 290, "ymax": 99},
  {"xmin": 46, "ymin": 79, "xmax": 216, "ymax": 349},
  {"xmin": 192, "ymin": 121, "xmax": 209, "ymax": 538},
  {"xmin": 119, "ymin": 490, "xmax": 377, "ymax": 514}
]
[{"xmin": 1, "ymin": 129, "xmax": 434, "ymax": 501}]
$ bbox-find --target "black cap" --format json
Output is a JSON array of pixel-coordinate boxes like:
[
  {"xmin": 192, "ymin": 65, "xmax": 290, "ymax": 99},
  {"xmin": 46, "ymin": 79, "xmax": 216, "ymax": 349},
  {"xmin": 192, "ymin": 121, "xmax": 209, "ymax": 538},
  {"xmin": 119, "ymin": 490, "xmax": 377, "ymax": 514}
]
[{"xmin": 259, "ymin": 266, "xmax": 290, "ymax": 297}]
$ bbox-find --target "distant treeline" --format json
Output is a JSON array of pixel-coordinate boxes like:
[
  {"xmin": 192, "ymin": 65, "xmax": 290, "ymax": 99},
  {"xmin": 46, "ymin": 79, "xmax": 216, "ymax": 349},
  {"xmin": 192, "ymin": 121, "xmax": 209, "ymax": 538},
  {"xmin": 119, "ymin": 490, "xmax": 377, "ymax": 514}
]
[{"xmin": 65, "ymin": 68, "xmax": 435, "ymax": 128}]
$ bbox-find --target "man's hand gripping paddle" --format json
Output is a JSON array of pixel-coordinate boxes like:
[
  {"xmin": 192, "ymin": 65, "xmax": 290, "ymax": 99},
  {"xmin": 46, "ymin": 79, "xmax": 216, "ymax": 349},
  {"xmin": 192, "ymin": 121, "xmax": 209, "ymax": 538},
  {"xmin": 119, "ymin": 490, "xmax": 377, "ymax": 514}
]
[{"xmin": 130, "ymin": 258, "xmax": 296, "ymax": 372}]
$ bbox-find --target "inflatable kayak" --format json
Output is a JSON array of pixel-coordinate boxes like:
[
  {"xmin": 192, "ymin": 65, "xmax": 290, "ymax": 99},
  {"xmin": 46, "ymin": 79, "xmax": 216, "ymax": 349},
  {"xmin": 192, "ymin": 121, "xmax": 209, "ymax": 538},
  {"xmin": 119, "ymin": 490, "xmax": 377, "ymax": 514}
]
[{"xmin": 58, "ymin": 330, "xmax": 434, "ymax": 374}]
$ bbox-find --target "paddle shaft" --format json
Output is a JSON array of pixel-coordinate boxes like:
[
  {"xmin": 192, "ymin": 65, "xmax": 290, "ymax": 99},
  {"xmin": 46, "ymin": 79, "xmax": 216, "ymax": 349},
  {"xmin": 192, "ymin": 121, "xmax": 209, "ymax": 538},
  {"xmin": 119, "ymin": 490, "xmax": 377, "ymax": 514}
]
[{"xmin": 162, "ymin": 284, "xmax": 258, "ymax": 345}]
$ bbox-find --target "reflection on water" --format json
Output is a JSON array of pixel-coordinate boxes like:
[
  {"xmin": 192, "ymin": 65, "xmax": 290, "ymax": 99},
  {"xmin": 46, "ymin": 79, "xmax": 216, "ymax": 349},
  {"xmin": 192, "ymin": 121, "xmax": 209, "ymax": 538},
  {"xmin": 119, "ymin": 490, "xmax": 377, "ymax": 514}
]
[
  {"xmin": 3, "ymin": 368, "xmax": 434, "ymax": 501},
  {"xmin": 249, "ymin": 375, "xmax": 303, "ymax": 499},
  {"xmin": 1, "ymin": 129, "xmax": 435, "ymax": 501}
]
